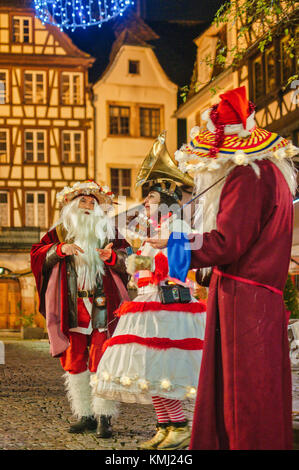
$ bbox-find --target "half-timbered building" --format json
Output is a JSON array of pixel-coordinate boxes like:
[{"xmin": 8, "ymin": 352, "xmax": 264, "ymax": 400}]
[{"xmin": 0, "ymin": 0, "xmax": 95, "ymax": 330}]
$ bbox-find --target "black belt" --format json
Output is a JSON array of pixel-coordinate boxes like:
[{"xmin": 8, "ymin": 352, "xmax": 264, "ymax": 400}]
[{"xmin": 78, "ymin": 290, "xmax": 94, "ymax": 298}]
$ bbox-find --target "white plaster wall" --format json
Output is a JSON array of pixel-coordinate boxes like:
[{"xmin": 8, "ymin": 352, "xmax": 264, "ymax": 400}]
[{"xmin": 93, "ymin": 45, "xmax": 178, "ymax": 209}]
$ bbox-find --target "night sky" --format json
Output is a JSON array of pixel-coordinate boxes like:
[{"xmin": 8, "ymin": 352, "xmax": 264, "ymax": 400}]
[{"xmin": 141, "ymin": 0, "xmax": 226, "ymax": 22}]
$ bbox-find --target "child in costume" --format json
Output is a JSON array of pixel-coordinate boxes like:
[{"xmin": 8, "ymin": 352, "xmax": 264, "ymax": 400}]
[{"xmin": 91, "ymin": 135, "xmax": 206, "ymax": 450}]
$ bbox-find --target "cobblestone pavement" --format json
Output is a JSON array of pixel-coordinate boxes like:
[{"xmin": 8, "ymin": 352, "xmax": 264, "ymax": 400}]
[
  {"xmin": 0, "ymin": 337, "xmax": 298, "ymax": 450},
  {"xmin": 0, "ymin": 338, "xmax": 194, "ymax": 450}
]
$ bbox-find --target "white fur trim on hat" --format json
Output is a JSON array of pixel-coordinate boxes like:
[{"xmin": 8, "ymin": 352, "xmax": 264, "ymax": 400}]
[
  {"xmin": 175, "ymin": 142, "xmax": 299, "ymax": 174},
  {"xmin": 201, "ymin": 108, "xmax": 256, "ymax": 137},
  {"xmin": 189, "ymin": 126, "xmax": 201, "ymax": 139}
]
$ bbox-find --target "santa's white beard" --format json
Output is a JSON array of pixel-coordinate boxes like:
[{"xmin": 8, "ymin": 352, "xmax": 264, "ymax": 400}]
[
  {"xmin": 193, "ymin": 161, "xmax": 233, "ymax": 234},
  {"xmin": 192, "ymin": 157, "xmax": 297, "ymax": 235},
  {"xmin": 56, "ymin": 199, "xmax": 115, "ymax": 290}
]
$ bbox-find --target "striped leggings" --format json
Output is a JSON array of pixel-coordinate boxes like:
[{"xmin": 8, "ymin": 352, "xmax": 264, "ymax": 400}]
[{"xmin": 152, "ymin": 396, "xmax": 186, "ymax": 423}]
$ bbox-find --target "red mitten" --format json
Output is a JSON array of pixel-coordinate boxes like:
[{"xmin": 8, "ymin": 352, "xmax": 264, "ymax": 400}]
[{"xmin": 153, "ymin": 252, "xmax": 169, "ymax": 285}]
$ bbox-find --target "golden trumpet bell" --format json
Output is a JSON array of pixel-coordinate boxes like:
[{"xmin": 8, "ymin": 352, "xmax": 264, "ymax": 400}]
[{"xmin": 135, "ymin": 131, "xmax": 194, "ymax": 189}]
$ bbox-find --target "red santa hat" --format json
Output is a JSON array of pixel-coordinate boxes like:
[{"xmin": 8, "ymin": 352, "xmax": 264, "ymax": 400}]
[
  {"xmin": 202, "ymin": 86, "xmax": 256, "ymax": 154},
  {"xmin": 213, "ymin": 86, "xmax": 255, "ymax": 136}
]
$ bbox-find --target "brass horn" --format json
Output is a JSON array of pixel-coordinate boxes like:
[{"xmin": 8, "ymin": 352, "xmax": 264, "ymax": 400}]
[{"xmin": 135, "ymin": 131, "xmax": 194, "ymax": 189}]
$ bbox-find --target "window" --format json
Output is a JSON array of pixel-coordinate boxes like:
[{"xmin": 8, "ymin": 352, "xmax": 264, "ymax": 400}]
[
  {"xmin": 0, "ymin": 71, "xmax": 8, "ymax": 104},
  {"xmin": 25, "ymin": 192, "xmax": 47, "ymax": 228},
  {"xmin": 0, "ymin": 130, "xmax": 9, "ymax": 163},
  {"xmin": 24, "ymin": 130, "xmax": 46, "ymax": 162},
  {"xmin": 252, "ymin": 56, "xmax": 263, "ymax": 101},
  {"xmin": 140, "ymin": 108, "xmax": 160, "ymax": 137},
  {"xmin": 110, "ymin": 169, "xmax": 131, "ymax": 197},
  {"xmin": 12, "ymin": 16, "xmax": 32, "ymax": 44},
  {"xmin": 280, "ymin": 36, "xmax": 294, "ymax": 85},
  {"xmin": 0, "ymin": 192, "xmax": 9, "ymax": 227},
  {"xmin": 128, "ymin": 60, "xmax": 140, "ymax": 75},
  {"xmin": 265, "ymin": 47, "xmax": 276, "ymax": 93},
  {"xmin": 61, "ymin": 72, "xmax": 83, "ymax": 105},
  {"xmin": 24, "ymin": 71, "xmax": 46, "ymax": 104},
  {"xmin": 109, "ymin": 106, "xmax": 130, "ymax": 135},
  {"xmin": 62, "ymin": 131, "xmax": 84, "ymax": 163}
]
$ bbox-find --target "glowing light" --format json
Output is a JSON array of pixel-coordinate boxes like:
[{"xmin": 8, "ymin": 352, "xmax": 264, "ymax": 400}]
[
  {"xmin": 137, "ymin": 379, "xmax": 149, "ymax": 391},
  {"xmin": 34, "ymin": 0, "xmax": 134, "ymax": 30},
  {"xmin": 160, "ymin": 379, "xmax": 172, "ymax": 391},
  {"xmin": 186, "ymin": 386, "xmax": 197, "ymax": 398},
  {"xmin": 120, "ymin": 376, "xmax": 132, "ymax": 386},
  {"xmin": 102, "ymin": 371, "xmax": 111, "ymax": 381}
]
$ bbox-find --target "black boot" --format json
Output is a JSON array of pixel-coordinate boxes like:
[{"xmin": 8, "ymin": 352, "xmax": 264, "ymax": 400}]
[
  {"xmin": 96, "ymin": 415, "xmax": 112, "ymax": 438},
  {"xmin": 68, "ymin": 416, "xmax": 97, "ymax": 434}
]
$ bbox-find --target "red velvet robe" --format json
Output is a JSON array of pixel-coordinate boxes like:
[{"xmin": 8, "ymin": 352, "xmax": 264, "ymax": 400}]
[
  {"xmin": 189, "ymin": 160, "xmax": 293, "ymax": 450},
  {"xmin": 31, "ymin": 228, "xmax": 129, "ymax": 356}
]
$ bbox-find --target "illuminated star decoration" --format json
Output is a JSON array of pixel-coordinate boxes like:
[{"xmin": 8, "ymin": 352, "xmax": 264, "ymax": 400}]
[{"xmin": 34, "ymin": 0, "xmax": 134, "ymax": 31}]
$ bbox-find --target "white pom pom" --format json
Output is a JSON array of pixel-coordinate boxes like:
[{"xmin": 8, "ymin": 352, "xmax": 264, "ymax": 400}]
[
  {"xmin": 175, "ymin": 150, "xmax": 185, "ymax": 161},
  {"xmin": 160, "ymin": 379, "xmax": 172, "ymax": 391},
  {"xmin": 102, "ymin": 371, "xmax": 111, "ymax": 382},
  {"xmin": 275, "ymin": 148, "xmax": 286, "ymax": 160},
  {"xmin": 138, "ymin": 379, "xmax": 149, "ymax": 391},
  {"xmin": 201, "ymin": 109, "xmax": 211, "ymax": 122},
  {"xmin": 186, "ymin": 386, "xmax": 197, "ymax": 398},
  {"xmin": 120, "ymin": 376, "xmax": 132, "ymax": 387},
  {"xmin": 190, "ymin": 126, "xmax": 200, "ymax": 139},
  {"xmin": 234, "ymin": 150, "xmax": 248, "ymax": 166}
]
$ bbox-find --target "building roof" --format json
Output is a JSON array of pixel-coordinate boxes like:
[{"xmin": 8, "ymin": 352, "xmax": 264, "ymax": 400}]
[
  {"xmin": 5, "ymin": 1, "xmax": 224, "ymax": 91},
  {"xmin": 67, "ymin": 9, "xmax": 208, "ymax": 93}
]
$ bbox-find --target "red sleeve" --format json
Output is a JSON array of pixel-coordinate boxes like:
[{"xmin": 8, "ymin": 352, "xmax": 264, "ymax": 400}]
[
  {"xmin": 30, "ymin": 229, "xmax": 59, "ymax": 298},
  {"xmin": 56, "ymin": 243, "xmax": 66, "ymax": 258},
  {"xmin": 189, "ymin": 165, "xmax": 271, "ymax": 268},
  {"xmin": 104, "ymin": 250, "xmax": 117, "ymax": 266}
]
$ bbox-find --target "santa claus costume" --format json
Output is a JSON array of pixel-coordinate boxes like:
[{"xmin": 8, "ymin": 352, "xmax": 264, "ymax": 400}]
[
  {"xmin": 91, "ymin": 179, "xmax": 206, "ymax": 450},
  {"xmin": 31, "ymin": 181, "xmax": 129, "ymax": 437},
  {"xmin": 167, "ymin": 86, "xmax": 299, "ymax": 449}
]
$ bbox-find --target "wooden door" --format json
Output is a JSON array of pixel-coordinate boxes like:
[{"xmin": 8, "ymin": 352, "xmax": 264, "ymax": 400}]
[
  {"xmin": 0, "ymin": 282, "xmax": 9, "ymax": 329},
  {"xmin": 0, "ymin": 279, "xmax": 21, "ymax": 329}
]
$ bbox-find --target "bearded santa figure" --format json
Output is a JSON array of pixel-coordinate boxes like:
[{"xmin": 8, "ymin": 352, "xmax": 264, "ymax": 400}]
[
  {"xmin": 148, "ymin": 86, "xmax": 299, "ymax": 450},
  {"xmin": 31, "ymin": 181, "xmax": 129, "ymax": 437}
]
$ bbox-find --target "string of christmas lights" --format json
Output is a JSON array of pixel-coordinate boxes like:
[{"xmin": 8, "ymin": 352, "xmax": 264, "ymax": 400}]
[{"xmin": 34, "ymin": 0, "xmax": 134, "ymax": 31}]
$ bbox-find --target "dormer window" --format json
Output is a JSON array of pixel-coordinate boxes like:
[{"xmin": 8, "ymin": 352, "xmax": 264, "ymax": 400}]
[
  {"xmin": 128, "ymin": 60, "xmax": 140, "ymax": 75},
  {"xmin": 12, "ymin": 16, "xmax": 32, "ymax": 44}
]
